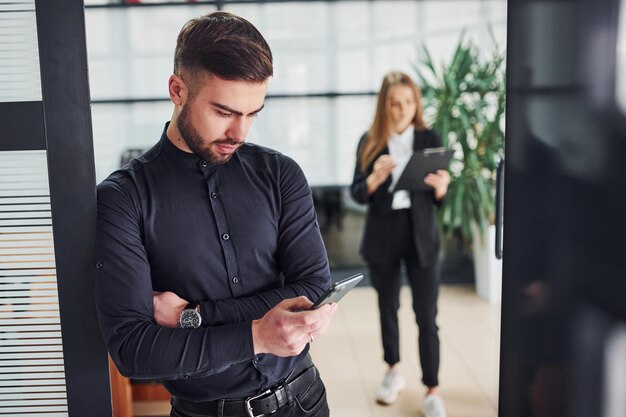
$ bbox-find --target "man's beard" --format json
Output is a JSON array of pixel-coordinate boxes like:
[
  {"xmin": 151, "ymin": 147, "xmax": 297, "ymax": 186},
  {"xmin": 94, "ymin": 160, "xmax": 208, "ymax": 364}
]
[{"xmin": 177, "ymin": 105, "xmax": 242, "ymax": 165}]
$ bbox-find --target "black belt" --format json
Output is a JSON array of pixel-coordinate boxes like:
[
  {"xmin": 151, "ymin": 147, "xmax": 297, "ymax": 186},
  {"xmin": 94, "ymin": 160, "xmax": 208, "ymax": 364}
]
[{"xmin": 172, "ymin": 365, "xmax": 317, "ymax": 417}]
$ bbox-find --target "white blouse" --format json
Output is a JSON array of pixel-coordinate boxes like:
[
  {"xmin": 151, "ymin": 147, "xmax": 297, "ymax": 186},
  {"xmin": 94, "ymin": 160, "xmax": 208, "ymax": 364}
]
[{"xmin": 387, "ymin": 127, "xmax": 413, "ymax": 210}]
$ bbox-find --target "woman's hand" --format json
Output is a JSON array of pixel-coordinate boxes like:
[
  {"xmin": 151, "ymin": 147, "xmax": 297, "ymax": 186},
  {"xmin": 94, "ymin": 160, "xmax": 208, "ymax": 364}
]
[
  {"xmin": 367, "ymin": 155, "xmax": 395, "ymax": 194},
  {"xmin": 424, "ymin": 169, "xmax": 451, "ymax": 200}
]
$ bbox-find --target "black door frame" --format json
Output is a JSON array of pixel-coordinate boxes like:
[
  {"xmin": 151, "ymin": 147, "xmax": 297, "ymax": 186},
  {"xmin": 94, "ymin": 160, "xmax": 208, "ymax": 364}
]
[{"xmin": 34, "ymin": 1, "xmax": 112, "ymax": 415}]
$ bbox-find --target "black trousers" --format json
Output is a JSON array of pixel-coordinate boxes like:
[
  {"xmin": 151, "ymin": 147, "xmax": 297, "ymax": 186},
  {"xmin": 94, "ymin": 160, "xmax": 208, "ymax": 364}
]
[{"xmin": 367, "ymin": 209, "xmax": 440, "ymax": 388}]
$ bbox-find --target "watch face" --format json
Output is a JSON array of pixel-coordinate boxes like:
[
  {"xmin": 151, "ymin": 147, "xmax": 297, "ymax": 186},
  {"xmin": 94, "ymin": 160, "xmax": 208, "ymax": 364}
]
[{"xmin": 179, "ymin": 309, "xmax": 201, "ymax": 328}]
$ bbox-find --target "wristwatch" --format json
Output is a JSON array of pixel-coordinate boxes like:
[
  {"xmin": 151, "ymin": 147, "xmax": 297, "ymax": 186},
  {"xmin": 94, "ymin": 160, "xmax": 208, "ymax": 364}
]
[{"xmin": 179, "ymin": 303, "xmax": 202, "ymax": 329}]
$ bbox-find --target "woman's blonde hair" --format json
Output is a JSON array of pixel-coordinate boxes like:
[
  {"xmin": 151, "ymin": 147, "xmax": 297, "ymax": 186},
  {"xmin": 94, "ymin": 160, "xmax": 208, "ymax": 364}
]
[{"xmin": 359, "ymin": 71, "xmax": 427, "ymax": 173}]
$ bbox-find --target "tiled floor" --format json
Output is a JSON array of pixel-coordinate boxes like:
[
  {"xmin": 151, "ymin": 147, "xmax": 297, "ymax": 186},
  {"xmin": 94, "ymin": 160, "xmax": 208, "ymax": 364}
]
[
  {"xmin": 135, "ymin": 284, "xmax": 501, "ymax": 417},
  {"xmin": 310, "ymin": 284, "xmax": 501, "ymax": 417}
]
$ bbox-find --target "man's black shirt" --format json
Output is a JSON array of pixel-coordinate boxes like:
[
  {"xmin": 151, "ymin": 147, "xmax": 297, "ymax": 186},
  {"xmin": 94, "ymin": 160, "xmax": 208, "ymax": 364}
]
[{"xmin": 95, "ymin": 125, "xmax": 330, "ymax": 401}]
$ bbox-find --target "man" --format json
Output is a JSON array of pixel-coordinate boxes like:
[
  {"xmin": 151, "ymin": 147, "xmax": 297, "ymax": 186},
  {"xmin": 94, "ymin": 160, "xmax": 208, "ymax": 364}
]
[{"xmin": 95, "ymin": 12, "xmax": 337, "ymax": 417}]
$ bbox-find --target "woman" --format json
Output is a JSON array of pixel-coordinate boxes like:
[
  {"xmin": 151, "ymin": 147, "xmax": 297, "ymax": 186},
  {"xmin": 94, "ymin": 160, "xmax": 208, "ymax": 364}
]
[{"xmin": 350, "ymin": 71, "xmax": 450, "ymax": 417}]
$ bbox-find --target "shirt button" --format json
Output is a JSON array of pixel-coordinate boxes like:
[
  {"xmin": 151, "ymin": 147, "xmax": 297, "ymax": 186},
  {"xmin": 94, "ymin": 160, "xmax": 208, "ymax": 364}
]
[
  {"xmin": 210, "ymin": 192, "xmax": 217, "ymax": 199},
  {"xmin": 222, "ymin": 233, "xmax": 230, "ymax": 240},
  {"xmin": 232, "ymin": 276, "xmax": 239, "ymax": 284},
  {"xmin": 201, "ymin": 160, "xmax": 208, "ymax": 168},
  {"xmin": 96, "ymin": 262, "xmax": 103, "ymax": 269}
]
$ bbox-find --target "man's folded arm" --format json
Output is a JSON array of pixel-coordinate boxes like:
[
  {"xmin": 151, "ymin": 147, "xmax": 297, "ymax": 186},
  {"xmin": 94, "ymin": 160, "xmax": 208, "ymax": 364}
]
[
  {"xmin": 96, "ymin": 180, "xmax": 254, "ymax": 379},
  {"xmin": 101, "ymin": 315, "xmax": 254, "ymax": 380}
]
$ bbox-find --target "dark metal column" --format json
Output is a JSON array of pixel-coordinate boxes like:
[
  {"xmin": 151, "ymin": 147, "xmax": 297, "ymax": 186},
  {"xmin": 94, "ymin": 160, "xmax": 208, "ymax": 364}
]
[{"xmin": 34, "ymin": 0, "xmax": 112, "ymax": 415}]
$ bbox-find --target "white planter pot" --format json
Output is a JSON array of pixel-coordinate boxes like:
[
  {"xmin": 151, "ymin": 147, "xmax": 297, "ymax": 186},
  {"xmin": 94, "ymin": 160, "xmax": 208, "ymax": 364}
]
[{"xmin": 472, "ymin": 224, "xmax": 503, "ymax": 303}]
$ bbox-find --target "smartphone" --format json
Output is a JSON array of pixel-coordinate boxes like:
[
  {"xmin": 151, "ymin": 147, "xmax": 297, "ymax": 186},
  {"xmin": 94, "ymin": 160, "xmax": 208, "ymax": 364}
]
[{"xmin": 310, "ymin": 273, "xmax": 364, "ymax": 309}]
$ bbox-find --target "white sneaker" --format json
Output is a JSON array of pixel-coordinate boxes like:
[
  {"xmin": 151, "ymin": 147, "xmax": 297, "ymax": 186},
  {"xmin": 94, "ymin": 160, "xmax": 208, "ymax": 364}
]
[
  {"xmin": 423, "ymin": 394, "xmax": 447, "ymax": 417},
  {"xmin": 375, "ymin": 368, "xmax": 406, "ymax": 405}
]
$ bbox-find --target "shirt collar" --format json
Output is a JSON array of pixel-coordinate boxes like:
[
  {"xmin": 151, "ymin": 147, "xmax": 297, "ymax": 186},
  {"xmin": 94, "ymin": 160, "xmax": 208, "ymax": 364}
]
[
  {"xmin": 159, "ymin": 122, "xmax": 217, "ymax": 171},
  {"xmin": 389, "ymin": 126, "xmax": 414, "ymax": 148}
]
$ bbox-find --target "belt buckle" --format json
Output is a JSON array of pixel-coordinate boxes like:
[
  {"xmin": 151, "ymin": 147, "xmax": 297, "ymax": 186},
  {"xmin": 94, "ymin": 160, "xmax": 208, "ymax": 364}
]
[{"xmin": 245, "ymin": 389, "xmax": 272, "ymax": 417}]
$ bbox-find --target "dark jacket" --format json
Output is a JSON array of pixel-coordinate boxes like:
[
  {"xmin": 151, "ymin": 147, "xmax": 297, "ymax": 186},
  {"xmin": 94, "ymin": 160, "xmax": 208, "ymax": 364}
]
[{"xmin": 350, "ymin": 128, "xmax": 444, "ymax": 266}]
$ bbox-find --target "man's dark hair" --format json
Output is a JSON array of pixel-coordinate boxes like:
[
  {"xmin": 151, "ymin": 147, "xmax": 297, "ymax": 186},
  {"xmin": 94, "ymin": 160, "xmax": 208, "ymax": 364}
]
[{"xmin": 174, "ymin": 11, "xmax": 273, "ymax": 82}]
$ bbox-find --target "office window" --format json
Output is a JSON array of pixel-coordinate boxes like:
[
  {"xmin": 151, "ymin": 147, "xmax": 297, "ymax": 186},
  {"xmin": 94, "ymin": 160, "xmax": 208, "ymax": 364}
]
[
  {"xmin": 0, "ymin": 0, "xmax": 41, "ymax": 102},
  {"xmin": 87, "ymin": 0, "xmax": 507, "ymax": 186}
]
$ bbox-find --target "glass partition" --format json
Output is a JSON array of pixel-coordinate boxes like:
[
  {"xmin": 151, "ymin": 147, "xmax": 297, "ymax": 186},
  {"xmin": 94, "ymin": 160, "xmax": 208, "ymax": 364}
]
[
  {"xmin": 86, "ymin": 0, "xmax": 507, "ymax": 185},
  {"xmin": 86, "ymin": 0, "xmax": 506, "ymax": 272}
]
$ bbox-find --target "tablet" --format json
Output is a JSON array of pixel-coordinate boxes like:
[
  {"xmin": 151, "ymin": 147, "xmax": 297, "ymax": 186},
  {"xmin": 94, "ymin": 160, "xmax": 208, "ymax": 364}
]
[
  {"xmin": 394, "ymin": 147, "xmax": 454, "ymax": 192},
  {"xmin": 310, "ymin": 273, "xmax": 364, "ymax": 309}
]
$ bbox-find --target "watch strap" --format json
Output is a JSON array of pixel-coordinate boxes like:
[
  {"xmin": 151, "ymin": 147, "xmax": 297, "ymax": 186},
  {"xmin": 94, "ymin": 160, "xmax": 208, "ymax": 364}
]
[{"xmin": 184, "ymin": 302, "xmax": 199, "ymax": 312}]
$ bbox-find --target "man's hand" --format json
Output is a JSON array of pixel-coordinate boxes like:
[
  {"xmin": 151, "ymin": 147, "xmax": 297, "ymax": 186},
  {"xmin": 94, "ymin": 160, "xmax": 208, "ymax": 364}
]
[
  {"xmin": 153, "ymin": 291, "xmax": 189, "ymax": 328},
  {"xmin": 252, "ymin": 296, "xmax": 338, "ymax": 357},
  {"xmin": 424, "ymin": 169, "xmax": 451, "ymax": 200}
]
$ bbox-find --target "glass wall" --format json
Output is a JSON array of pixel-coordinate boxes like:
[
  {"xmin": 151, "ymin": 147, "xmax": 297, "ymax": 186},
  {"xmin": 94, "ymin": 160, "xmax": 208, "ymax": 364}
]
[
  {"xmin": 84, "ymin": 0, "xmax": 506, "ymax": 270},
  {"xmin": 85, "ymin": 0, "xmax": 507, "ymax": 186}
]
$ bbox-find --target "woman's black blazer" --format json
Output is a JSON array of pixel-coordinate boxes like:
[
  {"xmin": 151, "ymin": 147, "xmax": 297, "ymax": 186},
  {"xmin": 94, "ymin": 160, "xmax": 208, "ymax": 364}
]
[{"xmin": 350, "ymin": 128, "xmax": 444, "ymax": 267}]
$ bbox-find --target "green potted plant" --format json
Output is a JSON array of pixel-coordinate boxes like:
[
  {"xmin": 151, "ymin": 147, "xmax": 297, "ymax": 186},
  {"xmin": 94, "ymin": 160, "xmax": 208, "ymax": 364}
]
[{"xmin": 414, "ymin": 31, "xmax": 506, "ymax": 302}]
